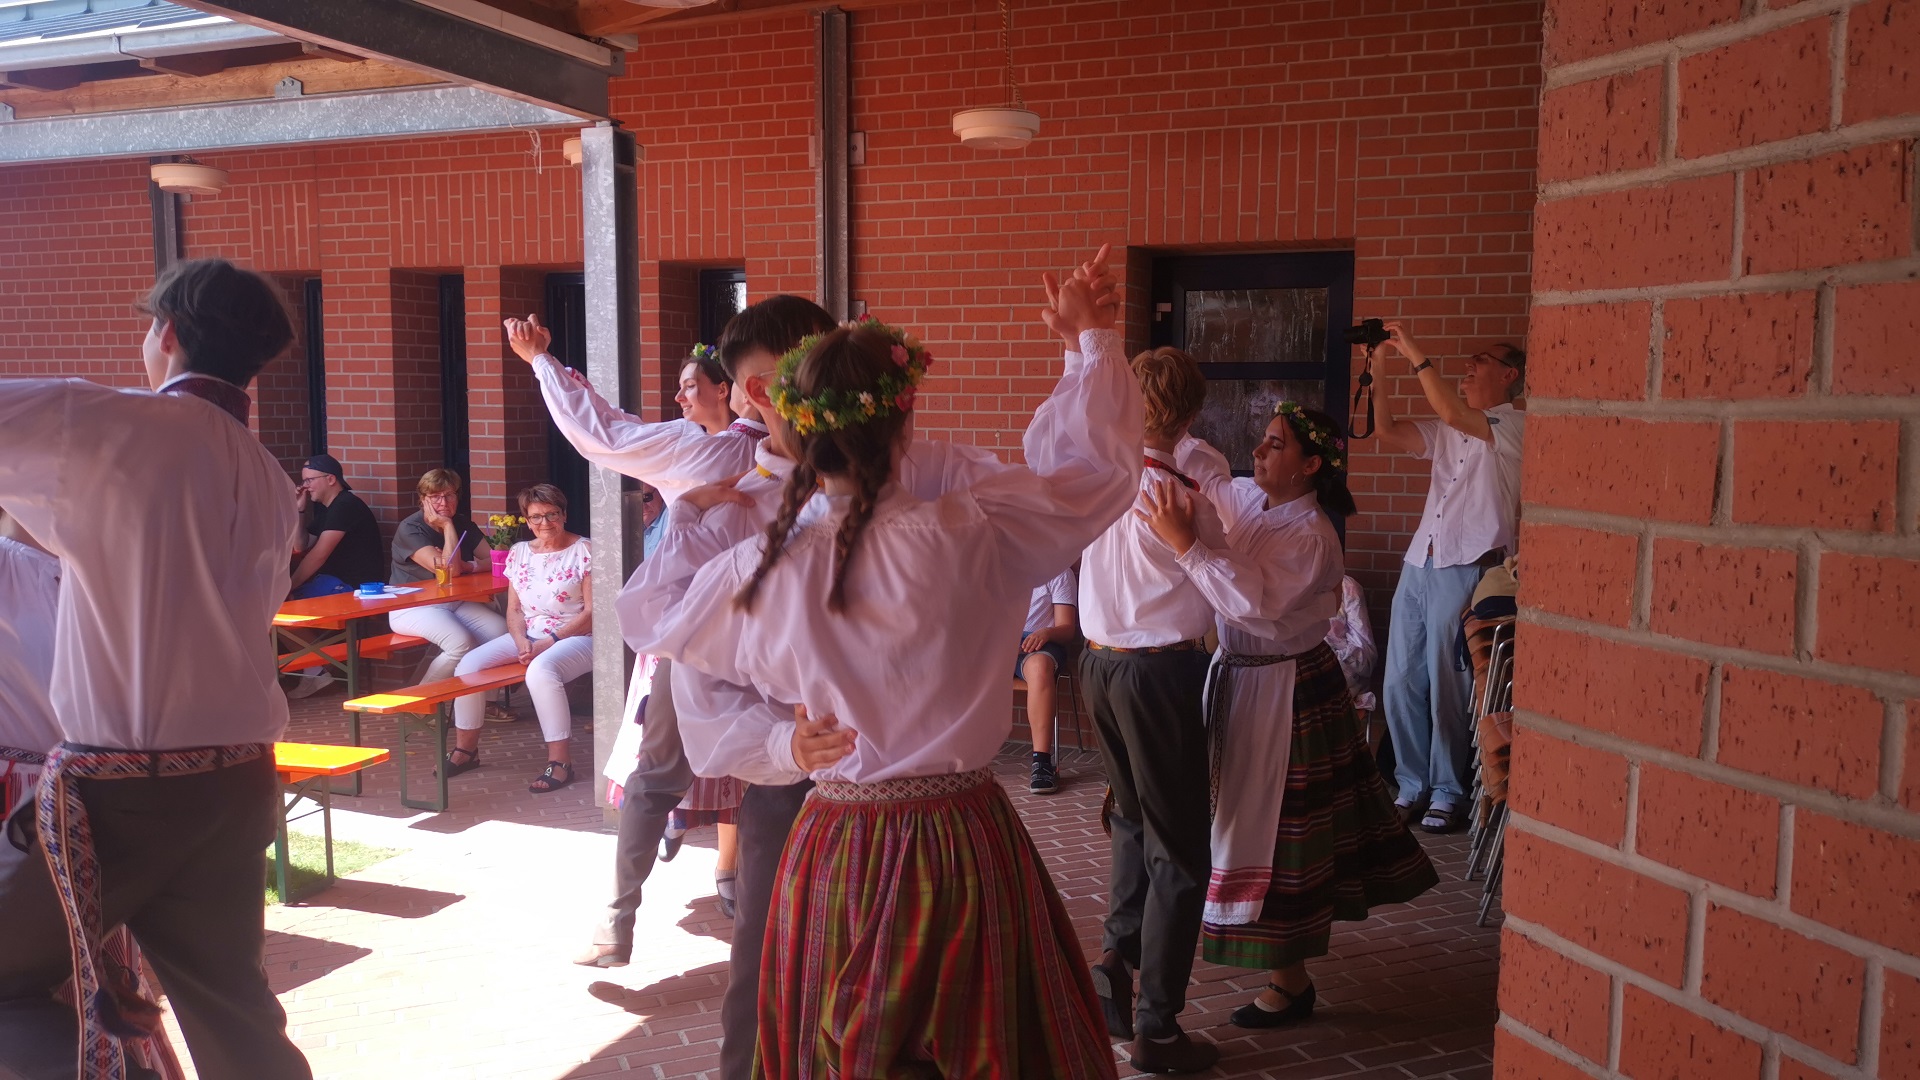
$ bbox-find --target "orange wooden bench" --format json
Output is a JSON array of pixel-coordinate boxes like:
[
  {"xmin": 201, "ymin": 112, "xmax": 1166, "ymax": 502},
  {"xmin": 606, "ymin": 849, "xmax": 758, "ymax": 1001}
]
[
  {"xmin": 272, "ymin": 742, "xmax": 390, "ymax": 903},
  {"xmin": 276, "ymin": 632, "xmax": 427, "ymax": 674},
  {"xmin": 343, "ymin": 664, "xmax": 526, "ymax": 812}
]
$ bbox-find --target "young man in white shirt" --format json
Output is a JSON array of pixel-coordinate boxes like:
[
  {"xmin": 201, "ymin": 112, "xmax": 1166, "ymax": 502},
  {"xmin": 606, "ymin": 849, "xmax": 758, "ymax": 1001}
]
[
  {"xmin": 1018, "ymin": 567, "xmax": 1079, "ymax": 794},
  {"xmin": 0, "ymin": 259, "xmax": 311, "ymax": 1079},
  {"xmin": 1080, "ymin": 347, "xmax": 1267, "ymax": 1072},
  {"xmin": 1371, "ymin": 322, "xmax": 1526, "ymax": 835}
]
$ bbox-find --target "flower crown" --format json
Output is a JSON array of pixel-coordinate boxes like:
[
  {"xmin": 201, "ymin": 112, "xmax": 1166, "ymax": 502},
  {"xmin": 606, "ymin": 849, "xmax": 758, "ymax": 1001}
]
[
  {"xmin": 767, "ymin": 315, "xmax": 934, "ymax": 436},
  {"xmin": 689, "ymin": 342, "xmax": 722, "ymax": 370},
  {"xmin": 1274, "ymin": 400, "xmax": 1348, "ymax": 472}
]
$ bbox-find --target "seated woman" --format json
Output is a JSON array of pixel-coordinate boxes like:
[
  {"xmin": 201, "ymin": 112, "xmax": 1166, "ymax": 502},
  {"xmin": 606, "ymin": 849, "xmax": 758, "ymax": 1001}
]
[
  {"xmin": 387, "ymin": 468, "xmax": 506, "ymax": 684},
  {"xmin": 444, "ymin": 484, "xmax": 594, "ymax": 793}
]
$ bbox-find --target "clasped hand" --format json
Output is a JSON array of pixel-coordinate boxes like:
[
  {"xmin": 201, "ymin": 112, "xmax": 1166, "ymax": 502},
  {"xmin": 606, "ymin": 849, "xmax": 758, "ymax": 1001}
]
[{"xmin": 791, "ymin": 704, "xmax": 857, "ymax": 772}]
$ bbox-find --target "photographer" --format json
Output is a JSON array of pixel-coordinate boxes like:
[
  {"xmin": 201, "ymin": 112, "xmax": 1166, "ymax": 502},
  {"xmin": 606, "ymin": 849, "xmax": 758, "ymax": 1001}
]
[{"xmin": 1371, "ymin": 322, "xmax": 1525, "ymax": 834}]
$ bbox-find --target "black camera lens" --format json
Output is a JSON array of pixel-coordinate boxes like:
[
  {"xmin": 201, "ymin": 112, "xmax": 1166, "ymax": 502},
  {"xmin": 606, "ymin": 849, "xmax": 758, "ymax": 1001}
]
[{"xmin": 1343, "ymin": 318, "xmax": 1389, "ymax": 348}]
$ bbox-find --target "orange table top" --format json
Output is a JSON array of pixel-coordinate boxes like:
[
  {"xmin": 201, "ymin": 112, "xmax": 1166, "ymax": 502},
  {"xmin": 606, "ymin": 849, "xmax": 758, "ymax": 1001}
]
[
  {"xmin": 275, "ymin": 742, "xmax": 390, "ymax": 781},
  {"xmin": 275, "ymin": 572, "xmax": 508, "ymax": 629}
]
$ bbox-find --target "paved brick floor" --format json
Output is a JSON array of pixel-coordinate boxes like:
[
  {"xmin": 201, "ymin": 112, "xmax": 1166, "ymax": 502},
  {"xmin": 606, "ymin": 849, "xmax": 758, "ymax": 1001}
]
[{"xmin": 168, "ymin": 686, "xmax": 1499, "ymax": 1079}]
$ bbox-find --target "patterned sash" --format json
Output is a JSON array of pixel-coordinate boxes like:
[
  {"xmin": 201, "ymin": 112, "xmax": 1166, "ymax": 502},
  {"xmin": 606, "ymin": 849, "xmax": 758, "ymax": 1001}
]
[
  {"xmin": 36, "ymin": 742, "xmax": 267, "ymax": 1079},
  {"xmin": 1205, "ymin": 649, "xmax": 1304, "ymax": 818},
  {"xmin": 812, "ymin": 768, "xmax": 992, "ymax": 803},
  {"xmin": 728, "ymin": 419, "xmax": 769, "ymax": 443},
  {"xmin": 1, "ymin": 744, "xmax": 44, "ymax": 819},
  {"xmin": 159, "ymin": 376, "xmax": 251, "ymax": 427}
]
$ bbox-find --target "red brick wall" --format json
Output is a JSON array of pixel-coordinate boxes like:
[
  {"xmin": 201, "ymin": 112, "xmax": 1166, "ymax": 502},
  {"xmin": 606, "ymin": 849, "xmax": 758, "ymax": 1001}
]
[
  {"xmin": 1501, "ymin": 2, "xmax": 1920, "ymax": 1078},
  {"xmin": 0, "ymin": 162, "xmax": 152, "ymax": 385},
  {"xmin": 251, "ymin": 273, "xmax": 314, "ymax": 472}
]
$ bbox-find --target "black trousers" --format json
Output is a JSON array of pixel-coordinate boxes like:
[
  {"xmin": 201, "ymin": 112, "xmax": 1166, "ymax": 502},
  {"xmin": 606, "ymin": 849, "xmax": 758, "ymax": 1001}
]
[
  {"xmin": 719, "ymin": 779, "xmax": 811, "ymax": 1080},
  {"xmin": 0, "ymin": 755, "xmax": 311, "ymax": 1080},
  {"xmin": 593, "ymin": 658, "xmax": 696, "ymax": 948},
  {"xmin": 1081, "ymin": 647, "xmax": 1213, "ymax": 1039}
]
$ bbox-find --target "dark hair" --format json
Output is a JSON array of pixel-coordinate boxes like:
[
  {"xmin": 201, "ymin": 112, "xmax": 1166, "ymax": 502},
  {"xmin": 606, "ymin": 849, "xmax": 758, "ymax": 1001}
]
[
  {"xmin": 683, "ymin": 347, "xmax": 731, "ymax": 390},
  {"xmin": 1130, "ymin": 347, "xmax": 1207, "ymax": 437},
  {"xmin": 735, "ymin": 325, "xmax": 909, "ymax": 614},
  {"xmin": 715, "ymin": 295, "xmax": 835, "ymax": 379},
  {"xmin": 517, "ymin": 483, "xmax": 568, "ymax": 515},
  {"xmin": 136, "ymin": 258, "xmax": 294, "ymax": 387},
  {"xmin": 1495, "ymin": 343, "xmax": 1527, "ymax": 399},
  {"xmin": 1279, "ymin": 405, "xmax": 1359, "ymax": 518}
]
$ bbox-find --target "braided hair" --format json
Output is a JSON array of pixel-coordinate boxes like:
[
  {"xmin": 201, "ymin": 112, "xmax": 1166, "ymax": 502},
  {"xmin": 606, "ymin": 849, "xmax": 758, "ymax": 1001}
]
[
  {"xmin": 1279, "ymin": 404, "xmax": 1359, "ymax": 518},
  {"xmin": 734, "ymin": 325, "xmax": 911, "ymax": 613}
]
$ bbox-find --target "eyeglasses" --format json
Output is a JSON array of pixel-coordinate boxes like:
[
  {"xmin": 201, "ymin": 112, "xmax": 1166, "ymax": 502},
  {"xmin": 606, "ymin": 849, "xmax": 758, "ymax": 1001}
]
[
  {"xmin": 1474, "ymin": 351, "xmax": 1524, "ymax": 371},
  {"xmin": 526, "ymin": 511, "xmax": 565, "ymax": 524},
  {"xmin": 422, "ymin": 492, "xmax": 456, "ymax": 503}
]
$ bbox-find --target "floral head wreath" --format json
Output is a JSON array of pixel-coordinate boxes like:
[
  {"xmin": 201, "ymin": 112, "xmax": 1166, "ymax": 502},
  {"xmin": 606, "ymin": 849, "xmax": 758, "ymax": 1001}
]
[
  {"xmin": 688, "ymin": 342, "xmax": 723, "ymax": 371},
  {"xmin": 1274, "ymin": 400, "xmax": 1349, "ymax": 472},
  {"xmin": 768, "ymin": 314, "xmax": 934, "ymax": 436}
]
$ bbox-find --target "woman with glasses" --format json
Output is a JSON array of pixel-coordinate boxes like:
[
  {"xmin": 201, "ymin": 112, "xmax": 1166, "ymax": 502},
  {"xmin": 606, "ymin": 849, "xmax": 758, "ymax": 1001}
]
[
  {"xmin": 387, "ymin": 469, "xmax": 509, "ymax": 684},
  {"xmin": 445, "ymin": 484, "xmax": 594, "ymax": 793}
]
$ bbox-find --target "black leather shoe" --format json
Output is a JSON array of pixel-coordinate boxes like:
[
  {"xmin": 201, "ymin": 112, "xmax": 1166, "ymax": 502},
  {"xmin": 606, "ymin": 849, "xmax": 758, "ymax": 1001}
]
[
  {"xmin": 1088, "ymin": 949, "xmax": 1134, "ymax": 1040},
  {"xmin": 1126, "ymin": 1029, "xmax": 1220, "ymax": 1074},
  {"xmin": 1229, "ymin": 982, "xmax": 1315, "ymax": 1028}
]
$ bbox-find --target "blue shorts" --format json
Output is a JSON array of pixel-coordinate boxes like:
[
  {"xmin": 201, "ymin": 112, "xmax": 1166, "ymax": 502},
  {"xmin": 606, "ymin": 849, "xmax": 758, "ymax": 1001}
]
[
  {"xmin": 1014, "ymin": 639, "xmax": 1069, "ymax": 681},
  {"xmin": 289, "ymin": 574, "xmax": 354, "ymax": 600}
]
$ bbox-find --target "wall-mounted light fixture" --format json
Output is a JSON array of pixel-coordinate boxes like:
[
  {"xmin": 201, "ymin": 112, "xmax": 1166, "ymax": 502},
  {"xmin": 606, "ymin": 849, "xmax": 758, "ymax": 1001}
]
[
  {"xmin": 149, "ymin": 160, "xmax": 228, "ymax": 195},
  {"xmin": 562, "ymin": 137, "xmax": 582, "ymax": 165}
]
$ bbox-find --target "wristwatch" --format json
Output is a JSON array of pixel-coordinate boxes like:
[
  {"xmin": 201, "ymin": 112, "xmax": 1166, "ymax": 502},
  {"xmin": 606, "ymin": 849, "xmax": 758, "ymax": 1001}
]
[{"xmin": 1412, "ymin": 359, "xmax": 1434, "ymax": 374}]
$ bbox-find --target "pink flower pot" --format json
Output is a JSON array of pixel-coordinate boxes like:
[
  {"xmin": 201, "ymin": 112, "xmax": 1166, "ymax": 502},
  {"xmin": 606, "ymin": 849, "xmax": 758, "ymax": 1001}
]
[{"xmin": 489, "ymin": 549, "xmax": 509, "ymax": 577}]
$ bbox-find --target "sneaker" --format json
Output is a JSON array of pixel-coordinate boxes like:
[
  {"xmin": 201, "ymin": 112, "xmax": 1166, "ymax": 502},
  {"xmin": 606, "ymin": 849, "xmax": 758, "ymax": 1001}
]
[
  {"xmin": 1029, "ymin": 754, "xmax": 1058, "ymax": 795},
  {"xmin": 285, "ymin": 670, "xmax": 334, "ymax": 700}
]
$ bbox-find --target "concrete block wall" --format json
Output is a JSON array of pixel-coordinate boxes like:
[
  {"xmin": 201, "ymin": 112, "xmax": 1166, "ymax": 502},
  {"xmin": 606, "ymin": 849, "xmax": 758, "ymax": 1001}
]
[{"xmin": 1500, "ymin": 1, "xmax": 1920, "ymax": 1077}]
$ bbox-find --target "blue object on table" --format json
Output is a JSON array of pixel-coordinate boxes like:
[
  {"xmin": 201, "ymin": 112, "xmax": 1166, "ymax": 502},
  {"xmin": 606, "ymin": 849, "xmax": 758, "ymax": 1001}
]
[{"xmin": 357, "ymin": 582, "xmax": 386, "ymax": 596}]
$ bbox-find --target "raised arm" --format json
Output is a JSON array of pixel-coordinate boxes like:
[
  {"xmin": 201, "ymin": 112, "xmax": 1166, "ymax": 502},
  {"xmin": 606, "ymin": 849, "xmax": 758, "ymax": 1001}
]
[
  {"xmin": 1382, "ymin": 321, "xmax": 1492, "ymax": 445},
  {"xmin": 0, "ymin": 380, "xmax": 76, "ymax": 532}
]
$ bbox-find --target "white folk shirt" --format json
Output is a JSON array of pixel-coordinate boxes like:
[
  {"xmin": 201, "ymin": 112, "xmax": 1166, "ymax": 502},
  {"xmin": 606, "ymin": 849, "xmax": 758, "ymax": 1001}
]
[
  {"xmin": 1076, "ymin": 440, "xmax": 1268, "ymax": 649},
  {"xmin": 0, "ymin": 537, "xmax": 62, "ymax": 756},
  {"xmin": 642, "ymin": 328, "xmax": 1143, "ymax": 785},
  {"xmin": 1202, "ymin": 481, "xmax": 1345, "ymax": 657},
  {"xmin": 0, "ymin": 377, "xmax": 298, "ymax": 750},
  {"xmin": 622, "ymin": 432, "xmax": 1017, "ymax": 784},
  {"xmin": 1025, "ymin": 567, "xmax": 1077, "ymax": 635},
  {"xmin": 532, "ymin": 353, "xmax": 764, "ymax": 505},
  {"xmin": 1403, "ymin": 404, "xmax": 1526, "ymax": 569}
]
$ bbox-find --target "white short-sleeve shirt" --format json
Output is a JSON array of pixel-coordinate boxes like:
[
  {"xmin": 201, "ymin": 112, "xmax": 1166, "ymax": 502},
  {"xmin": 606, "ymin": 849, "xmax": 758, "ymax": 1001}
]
[
  {"xmin": 1403, "ymin": 404, "xmax": 1526, "ymax": 569},
  {"xmin": 505, "ymin": 537, "xmax": 592, "ymax": 638},
  {"xmin": 1024, "ymin": 567, "xmax": 1077, "ymax": 635}
]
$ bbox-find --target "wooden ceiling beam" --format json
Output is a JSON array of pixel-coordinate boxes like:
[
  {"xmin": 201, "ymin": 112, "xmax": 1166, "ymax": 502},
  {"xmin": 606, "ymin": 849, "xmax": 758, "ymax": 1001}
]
[
  {"xmin": 0, "ymin": 56, "xmax": 440, "ymax": 120},
  {"xmin": 573, "ymin": 1, "xmax": 686, "ymax": 38}
]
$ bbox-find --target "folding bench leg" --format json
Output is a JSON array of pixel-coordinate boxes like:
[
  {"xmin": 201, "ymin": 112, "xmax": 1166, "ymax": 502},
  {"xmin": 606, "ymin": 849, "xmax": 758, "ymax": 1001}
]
[
  {"xmin": 397, "ymin": 705, "xmax": 451, "ymax": 814},
  {"xmin": 274, "ymin": 787, "xmax": 295, "ymax": 904},
  {"xmin": 333, "ymin": 621, "xmax": 365, "ymax": 798}
]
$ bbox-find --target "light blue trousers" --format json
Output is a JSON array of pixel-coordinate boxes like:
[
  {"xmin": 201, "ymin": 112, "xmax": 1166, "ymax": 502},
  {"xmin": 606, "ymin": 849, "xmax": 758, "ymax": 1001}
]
[{"xmin": 1382, "ymin": 558, "xmax": 1482, "ymax": 805}]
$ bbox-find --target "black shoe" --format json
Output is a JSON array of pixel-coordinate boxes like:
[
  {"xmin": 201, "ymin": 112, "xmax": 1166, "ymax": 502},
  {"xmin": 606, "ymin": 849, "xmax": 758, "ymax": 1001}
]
[
  {"xmin": 1030, "ymin": 755, "xmax": 1058, "ymax": 795},
  {"xmin": 1126, "ymin": 1029, "xmax": 1220, "ymax": 1074},
  {"xmin": 658, "ymin": 833, "xmax": 683, "ymax": 863},
  {"xmin": 1230, "ymin": 981, "xmax": 1315, "ymax": 1029},
  {"xmin": 1088, "ymin": 950, "xmax": 1134, "ymax": 1040}
]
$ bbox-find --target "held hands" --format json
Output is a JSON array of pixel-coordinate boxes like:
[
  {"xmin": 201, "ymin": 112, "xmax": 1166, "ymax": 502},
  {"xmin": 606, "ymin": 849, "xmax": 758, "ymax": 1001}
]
[
  {"xmin": 1381, "ymin": 321, "xmax": 1426, "ymax": 368},
  {"xmin": 1134, "ymin": 477, "xmax": 1199, "ymax": 556},
  {"xmin": 791, "ymin": 704, "xmax": 857, "ymax": 773},
  {"xmin": 503, "ymin": 314, "xmax": 554, "ymax": 365},
  {"xmin": 1041, "ymin": 242, "xmax": 1120, "ymax": 344},
  {"xmin": 679, "ymin": 473, "xmax": 754, "ymax": 513}
]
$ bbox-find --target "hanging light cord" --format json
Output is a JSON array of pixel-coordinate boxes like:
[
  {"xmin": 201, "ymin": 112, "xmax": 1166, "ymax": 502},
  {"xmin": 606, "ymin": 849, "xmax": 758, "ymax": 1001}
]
[{"xmin": 1000, "ymin": 0, "xmax": 1025, "ymax": 110}]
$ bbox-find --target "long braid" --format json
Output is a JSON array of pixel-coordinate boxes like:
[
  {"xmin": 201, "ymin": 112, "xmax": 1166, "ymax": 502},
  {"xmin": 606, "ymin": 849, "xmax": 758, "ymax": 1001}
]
[
  {"xmin": 825, "ymin": 447, "xmax": 890, "ymax": 612},
  {"xmin": 734, "ymin": 461, "xmax": 818, "ymax": 612}
]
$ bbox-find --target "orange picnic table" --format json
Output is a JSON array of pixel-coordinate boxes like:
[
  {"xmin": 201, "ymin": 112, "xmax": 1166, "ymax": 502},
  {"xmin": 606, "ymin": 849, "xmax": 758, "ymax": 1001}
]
[
  {"xmin": 272, "ymin": 742, "xmax": 390, "ymax": 903},
  {"xmin": 274, "ymin": 572, "xmax": 508, "ymax": 796}
]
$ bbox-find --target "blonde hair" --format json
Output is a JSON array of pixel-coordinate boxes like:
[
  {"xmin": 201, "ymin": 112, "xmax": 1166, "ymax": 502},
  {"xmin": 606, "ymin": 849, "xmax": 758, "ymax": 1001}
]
[
  {"xmin": 1130, "ymin": 347, "xmax": 1207, "ymax": 437},
  {"xmin": 417, "ymin": 468, "xmax": 462, "ymax": 497}
]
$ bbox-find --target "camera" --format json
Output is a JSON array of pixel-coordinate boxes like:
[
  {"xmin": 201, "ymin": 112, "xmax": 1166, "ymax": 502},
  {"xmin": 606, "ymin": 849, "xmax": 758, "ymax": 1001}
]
[{"xmin": 1344, "ymin": 318, "xmax": 1389, "ymax": 349}]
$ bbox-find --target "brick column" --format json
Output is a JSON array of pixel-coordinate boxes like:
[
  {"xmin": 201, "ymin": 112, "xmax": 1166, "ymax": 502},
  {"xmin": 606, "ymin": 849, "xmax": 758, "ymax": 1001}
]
[
  {"xmin": 1501, "ymin": 3, "xmax": 1920, "ymax": 1079},
  {"xmin": 464, "ymin": 266, "xmax": 550, "ymax": 517}
]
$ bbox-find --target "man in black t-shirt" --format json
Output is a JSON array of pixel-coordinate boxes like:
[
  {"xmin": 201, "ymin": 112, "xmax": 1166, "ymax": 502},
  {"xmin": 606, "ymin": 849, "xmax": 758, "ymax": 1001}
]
[{"xmin": 291, "ymin": 453, "xmax": 384, "ymax": 599}]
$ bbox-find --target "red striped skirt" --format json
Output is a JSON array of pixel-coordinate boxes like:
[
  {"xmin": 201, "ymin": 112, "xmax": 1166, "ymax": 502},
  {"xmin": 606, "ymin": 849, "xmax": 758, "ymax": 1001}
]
[{"xmin": 756, "ymin": 769, "xmax": 1116, "ymax": 1080}]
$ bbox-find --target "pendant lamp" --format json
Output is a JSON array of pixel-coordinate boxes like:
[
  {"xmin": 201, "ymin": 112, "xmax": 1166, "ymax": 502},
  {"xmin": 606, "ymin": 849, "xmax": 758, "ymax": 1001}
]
[{"xmin": 951, "ymin": 0, "xmax": 1039, "ymax": 149}]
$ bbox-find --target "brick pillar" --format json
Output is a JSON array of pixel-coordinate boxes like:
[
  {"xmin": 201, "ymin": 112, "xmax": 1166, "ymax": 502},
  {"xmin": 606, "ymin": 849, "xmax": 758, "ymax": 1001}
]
[
  {"xmin": 465, "ymin": 265, "xmax": 551, "ymax": 517},
  {"xmin": 1501, "ymin": 4, "xmax": 1919, "ymax": 1080},
  {"xmin": 319, "ymin": 264, "xmax": 443, "ymax": 525}
]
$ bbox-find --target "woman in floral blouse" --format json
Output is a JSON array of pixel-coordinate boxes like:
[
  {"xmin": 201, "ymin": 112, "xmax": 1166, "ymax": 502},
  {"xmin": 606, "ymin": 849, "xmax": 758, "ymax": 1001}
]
[{"xmin": 446, "ymin": 484, "xmax": 594, "ymax": 793}]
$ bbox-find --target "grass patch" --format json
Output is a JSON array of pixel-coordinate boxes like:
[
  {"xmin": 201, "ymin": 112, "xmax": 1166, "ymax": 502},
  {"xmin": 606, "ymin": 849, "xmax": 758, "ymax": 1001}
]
[{"xmin": 266, "ymin": 832, "xmax": 404, "ymax": 904}]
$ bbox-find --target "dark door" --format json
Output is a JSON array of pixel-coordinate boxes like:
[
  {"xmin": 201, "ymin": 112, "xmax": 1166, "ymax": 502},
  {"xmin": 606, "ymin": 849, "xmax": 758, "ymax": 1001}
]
[
  {"xmin": 438, "ymin": 274, "xmax": 471, "ymax": 519},
  {"xmin": 302, "ymin": 277, "xmax": 327, "ymax": 455},
  {"xmin": 543, "ymin": 273, "xmax": 591, "ymax": 537},
  {"xmin": 1149, "ymin": 252, "xmax": 1355, "ymax": 478},
  {"xmin": 698, "ymin": 268, "xmax": 748, "ymax": 346}
]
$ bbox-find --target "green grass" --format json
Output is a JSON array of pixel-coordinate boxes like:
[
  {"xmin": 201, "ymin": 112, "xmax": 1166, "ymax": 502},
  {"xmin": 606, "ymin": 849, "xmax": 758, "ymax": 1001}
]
[{"xmin": 265, "ymin": 832, "xmax": 403, "ymax": 904}]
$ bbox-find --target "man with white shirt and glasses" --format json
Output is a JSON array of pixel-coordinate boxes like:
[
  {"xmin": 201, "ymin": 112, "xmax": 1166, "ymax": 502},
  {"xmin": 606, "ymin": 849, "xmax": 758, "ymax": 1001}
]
[
  {"xmin": 0, "ymin": 259, "xmax": 311, "ymax": 1079},
  {"xmin": 1371, "ymin": 322, "xmax": 1526, "ymax": 836}
]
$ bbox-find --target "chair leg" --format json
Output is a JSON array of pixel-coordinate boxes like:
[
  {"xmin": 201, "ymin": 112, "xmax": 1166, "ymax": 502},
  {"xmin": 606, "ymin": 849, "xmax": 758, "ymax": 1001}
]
[{"xmin": 1477, "ymin": 812, "xmax": 1508, "ymax": 928}]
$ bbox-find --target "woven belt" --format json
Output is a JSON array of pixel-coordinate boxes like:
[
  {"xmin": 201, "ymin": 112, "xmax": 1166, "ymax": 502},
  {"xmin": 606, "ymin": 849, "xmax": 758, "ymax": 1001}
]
[
  {"xmin": 1086, "ymin": 639, "xmax": 1207, "ymax": 655},
  {"xmin": 37, "ymin": 741, "xmax": 267, "ymax": 1080},
  {"xmin": 811, "ymin": 768, "xmax": 993, "ymax": 803}
]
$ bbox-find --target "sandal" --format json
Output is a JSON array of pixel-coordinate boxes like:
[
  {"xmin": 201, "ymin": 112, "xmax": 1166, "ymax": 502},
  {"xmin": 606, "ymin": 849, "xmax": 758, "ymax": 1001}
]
[
  {"xmin": 1420, "ymin": 803, "xmax": 1464, "ymax": 833},
  {"xmin": 529, "ymin": 761, "xmax": 574, "ymax": 794},
  {"xmin": 442, "ymin": 746, "xmax": 482, "ymax": 777},
  {"xmin": 1230, "ymin": 982, "xmax": 1316, "ymax": 1029}
]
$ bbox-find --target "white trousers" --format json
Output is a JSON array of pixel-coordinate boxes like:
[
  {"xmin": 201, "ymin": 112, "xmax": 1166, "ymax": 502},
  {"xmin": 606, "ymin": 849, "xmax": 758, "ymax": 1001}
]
[
  {"xmin": 452, "ymin": 633, "xmax": 595, "ymax": 743},
  {"xmin": 388, "ymin": 601, "xmax": 509, "ymax": 683}
]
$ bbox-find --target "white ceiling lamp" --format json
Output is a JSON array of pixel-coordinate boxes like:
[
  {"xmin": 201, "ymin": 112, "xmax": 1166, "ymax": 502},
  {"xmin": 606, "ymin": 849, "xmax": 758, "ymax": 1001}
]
[
  {"xmin": 149, "ymin": 160, "xmax": 228, "ymax": 196},
  {"xmin": 562, "ymin": 137, "xmax": 582, "ymax": 165},
  {"xmin": 952, "ymin": 0, "xmax": 1039, "ymax": 150}
]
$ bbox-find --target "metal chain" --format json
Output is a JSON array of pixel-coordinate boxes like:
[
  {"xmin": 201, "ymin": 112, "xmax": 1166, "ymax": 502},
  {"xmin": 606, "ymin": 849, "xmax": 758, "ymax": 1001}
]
[{"xmin": 1000, "ymin": 0, "xmax": 1025, "ymax": 109}]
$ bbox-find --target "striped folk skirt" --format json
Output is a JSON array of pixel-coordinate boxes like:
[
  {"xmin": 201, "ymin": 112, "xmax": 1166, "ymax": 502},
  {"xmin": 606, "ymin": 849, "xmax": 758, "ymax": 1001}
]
[
  {"xmin": 1201, "ymin": 643, "xmax": 1439, "ymax": 970},
  {"xmin": 756, "ymin": 770, "xmax": 1116, "ymax": 1080}
]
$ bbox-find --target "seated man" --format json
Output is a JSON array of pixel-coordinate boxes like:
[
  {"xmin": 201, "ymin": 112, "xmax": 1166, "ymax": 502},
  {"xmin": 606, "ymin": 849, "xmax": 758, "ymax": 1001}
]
[
  {"xmin": 1017, "ymin": 566, "xmax": 1079, "ymax": 794},
  {"xmin": 289, "ymin": 453, "xmax": 383, "ymax": 600}
]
